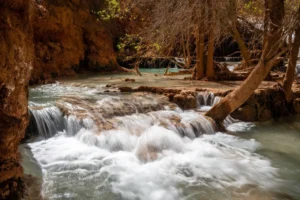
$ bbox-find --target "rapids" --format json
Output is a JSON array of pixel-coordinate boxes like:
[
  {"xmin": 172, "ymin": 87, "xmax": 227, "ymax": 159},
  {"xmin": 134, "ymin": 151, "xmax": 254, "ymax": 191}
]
[{"xmin": 21, "ymin": 74, "xmax": 300, "ymax": 200}]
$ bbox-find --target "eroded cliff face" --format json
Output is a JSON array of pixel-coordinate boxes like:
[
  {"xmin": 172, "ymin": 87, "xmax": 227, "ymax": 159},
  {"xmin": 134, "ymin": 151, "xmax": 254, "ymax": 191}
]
[
  {"xmin": 0, "ymin": 0, "xmax": 33, "ymax": 199},
  {"xmin": 30, "ymin": 0, "xmax": 119, "ymax": 84},
  {"xmin": 0, "ymin": 0, "xmax": 120, "ymax": 199}
]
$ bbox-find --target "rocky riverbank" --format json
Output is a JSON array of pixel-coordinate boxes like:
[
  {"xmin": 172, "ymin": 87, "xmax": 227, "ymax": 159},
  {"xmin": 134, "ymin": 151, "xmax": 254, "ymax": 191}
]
[{"xmin": 119, "ymin": 82, "xmax": 300, "ymax": 122}]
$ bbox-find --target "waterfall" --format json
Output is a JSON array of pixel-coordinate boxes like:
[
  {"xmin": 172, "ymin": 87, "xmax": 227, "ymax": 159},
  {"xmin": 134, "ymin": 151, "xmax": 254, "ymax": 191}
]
[
  {"xmin": 25, "ymin": 85, "xmax": 287, "ymax": 200},
  {"xmin": 197, "ymin": 92, "xmax": 222, "ymax": 112},
  {"xmin": 23, "ymin": 82, "xmax": 300, "ymax": 200},
  {"xmin": 197, "ymin": 92, "xmax": 221, "ymax": 107},
  {"xmin": 28, "ymin": 116, "xmax": 277, "ymax": 200},
  {"xmin": 28, "ymin": 107, "xmax": 96, "ymax": 138},
  {"xmin": 29, "ymin": 107, "xmax": 64, "ymax": 138},
  {"xmin": 28, "ymin": 94, "xmax": 217, "ymax": 140}
]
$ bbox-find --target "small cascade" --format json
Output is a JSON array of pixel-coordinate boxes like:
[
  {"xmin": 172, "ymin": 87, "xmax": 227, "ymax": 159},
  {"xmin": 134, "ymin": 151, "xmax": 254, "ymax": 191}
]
[
  {"xmin": 28, "ymin": 107, "xmax": 97, "ymax": 139},
  {"xmin": 27, "ymin": 93, "xmax": 217, "ymax": 141},
  {"xmin": 28, "ymin": 114, "xmax": 279, "ymax": 200},
  {"xmin": 112, "ymin": 110, "xmax": 217, "ymax": 137},
  {"xmin": 28, "ymin": 107, "xmax": 64, "ymax": 138},
  {"xmin": 197, "ymin": 92, "xmax": 222, "ymax": 107},
  {"xmin": 197, "ymin": 92, "xmax": 222, "ymax": 112},
  {"xmin": 24, "ymin": 84, "xmax": 293, "ymax": 200},
  {"xmin": 22, "ymin": 81, "xmax": 300, "ymax": 200}
]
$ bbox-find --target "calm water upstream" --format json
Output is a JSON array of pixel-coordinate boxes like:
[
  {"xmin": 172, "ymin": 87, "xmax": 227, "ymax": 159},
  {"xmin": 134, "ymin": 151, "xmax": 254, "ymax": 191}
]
[{"xmin": 21, "ymin": 71, "xmax": 300, "ymax": 200}]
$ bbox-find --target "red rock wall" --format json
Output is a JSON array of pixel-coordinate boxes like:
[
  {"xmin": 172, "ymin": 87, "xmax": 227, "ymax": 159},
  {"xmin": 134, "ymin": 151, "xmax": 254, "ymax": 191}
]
[
  {"xmin": 0, "ymin": 0, "xmax": 120, "ymax": 198},
  {"xmin": 0, "ymin": 0, "xmax": 33, "ymax": 199},
  {"xmin": 30, "ymin": 0, "xmax": 119, "ymax": 84}
]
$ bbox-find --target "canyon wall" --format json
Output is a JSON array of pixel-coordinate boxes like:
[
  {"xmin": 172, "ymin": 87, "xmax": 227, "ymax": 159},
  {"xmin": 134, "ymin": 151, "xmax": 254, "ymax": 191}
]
[
  {"xmin": 0, "ymin": 0, "xmax": 33, "ymax": 199},
  {"xmin": 30, "ymin": 0, "xmax": 119, "ymax": 84},
  {"xmin": 0, "ymin": 0, "xmax": 120, "ymax": 198}
]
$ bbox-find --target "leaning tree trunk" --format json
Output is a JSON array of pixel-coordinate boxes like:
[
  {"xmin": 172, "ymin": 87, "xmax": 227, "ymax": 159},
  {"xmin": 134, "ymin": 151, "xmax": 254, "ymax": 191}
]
[
  {"xmin": 206, "ymin": 1, "xmax": 215, "ymax": 80},
  {"xmin": 205, "ymin": 58, "xmax": 283, "ymax": 121},
  {"xmin": 230, "ymin": 27, "xmax": 252, "ymax": 67},
  {"xmin": 228, "ymin": 0, "xmax": 252, "ymax": 67},
  {"xmin": 283, "ymin": 7, "xmax": 300, "ymax": 102},
  {"xmin": 206, "ymin": 0, "xmax": 285, "ymax": 122}
]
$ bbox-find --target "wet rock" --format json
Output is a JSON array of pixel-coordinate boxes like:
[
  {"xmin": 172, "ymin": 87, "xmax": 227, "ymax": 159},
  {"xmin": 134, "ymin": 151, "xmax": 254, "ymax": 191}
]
[
  {"xmin": 55, "ymin": 94, "xmax": 174, "ymax": 132},
  {"xmin": 232, "ymin": 88, "xmax": 289, "ymax": 122},
  {"xmin": 23, "ymin": 175, "xmax": 43, "ymax": 200},
  {"xmin": 124, "ymin": 78, "xmax": 136, "ymax": 82},
  {"xmin": 119, "ymin": 86, "xmax": 133, "ymax": 92},
  {"xmin": 293, "ymin": 98, "xmax": 300, "ymax": 114},
  {"xmin": 173, "ymin": 93, "xmax": 197, "ymax": 110},
  {"xmin": 186, "ymin": 95, "xmax": 197, "ymax": 109},
  {"xmin": 173, "ymin": 94, "xmax": 185, "ymax": 107}
]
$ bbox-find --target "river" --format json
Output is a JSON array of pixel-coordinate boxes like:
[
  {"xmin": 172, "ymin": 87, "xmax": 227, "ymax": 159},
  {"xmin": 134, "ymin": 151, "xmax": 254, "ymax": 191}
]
[{"xmin": 20, "ymin": 70, "xmax": 300, "ymax": 200}]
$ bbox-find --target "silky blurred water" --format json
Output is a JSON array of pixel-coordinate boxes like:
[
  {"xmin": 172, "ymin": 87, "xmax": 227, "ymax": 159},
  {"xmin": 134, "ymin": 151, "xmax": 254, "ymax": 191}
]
[{"xmin": 21, "ymin": 74, "xmax": 300, "ymax": 200}]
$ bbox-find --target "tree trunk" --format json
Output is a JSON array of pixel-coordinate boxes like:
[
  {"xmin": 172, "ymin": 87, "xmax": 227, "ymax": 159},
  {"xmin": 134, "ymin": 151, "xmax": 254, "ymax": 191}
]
[
  {"xmin": 206, "ymin": 1, "xmax": 215, "ymax": 80},
  {"xmin": 186, "ymin": 31, "xmax": 191, "ymax": 68},
  {"xmin": 164, "ymin": 64, "xmax": 170, "ymax": 75},
  {"xmin": 205, "ymin": 58, "xmax": 283, "ymax": 121},
  {"xmin": 206, "ymin": 0, "xmax": 285, "ymax": 122},
  {"xmin": 134, "ymin": 63, "xmax": 142, "ymax": 76},
  {"xmin": 181, "ymin": 34, "xmax": 188, "ymax": 68},
  {"xmin": 199, "ymin": 29, "xmax": 205, "ymax": 77},
  {"xmin": 195, "ymin": 27, "xmax": 205, "ymax": 79},
  {"xmin": 230, "ymin": 27, "xmax": 252, "ymax": 67},
  {"xmin": 228, "ymin": 0, "xmax": 252, "ymax": 67},
  {"xmin": 263, "ymin": 0, "xmax": 270, "ymax": 49},
  {"xmin": 195, "ymin": 4, "xmax": 205, "ymax": 80},
  {"xmin": 283, "ymin": 7, "xmax": 300, "ymax": 102}
]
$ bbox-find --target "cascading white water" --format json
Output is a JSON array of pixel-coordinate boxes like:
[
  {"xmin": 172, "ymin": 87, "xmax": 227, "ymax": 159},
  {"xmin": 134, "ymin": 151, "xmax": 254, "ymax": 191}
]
[
  {"xmin": 28, "ymin": 124, "xmax": 279, "ymax": 200},
  {"xmin": 27, "ymin": 103, "xmax": 281, "ymax": 200},
  {"xmin": 29, "ymin": 107, "xmax": 64, "ymax": 138},
  {"xmin": 197, "ymin": 92, "xmax": 222, "ymax": 112},
  {"xmin": 28, "ymin": 93, "xmax": 174, "ymax": 138},
  {"xmin": 28, "ymin": 106, "xmax": 96, "ymax": 138},
  {"xmin": 23, "ymin": 83, "xmax": 296, "ymax": 200}
]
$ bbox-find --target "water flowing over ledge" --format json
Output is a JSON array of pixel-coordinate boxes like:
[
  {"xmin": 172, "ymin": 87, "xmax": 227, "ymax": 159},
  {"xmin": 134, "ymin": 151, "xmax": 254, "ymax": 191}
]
[{"xmin": 22, "ymin": 82, "xmax": 300, "ymax": 200}]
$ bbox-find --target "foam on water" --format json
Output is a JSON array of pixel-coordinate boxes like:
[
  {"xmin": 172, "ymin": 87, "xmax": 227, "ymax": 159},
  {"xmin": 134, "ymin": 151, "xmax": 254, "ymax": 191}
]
[
  {"xmin": 25, "ymin": 87, "xmax": 286, "ymax": 200},
  {"xmin": 29, "ymin": 126, "xmax": 279, "ymax": 200},
  {"xmin": 28, "ymin": 106, "xmax": 96, "ymax": 138},
  {"xmin": 29, "ymin": 107, "xmax": 64, "ymax": 138},
  {"xmin": 226, "ymin": 122, "xmax": 256, "ymax": 133},
  {"xmin": 197, "ymin": 92, "xmax": 222, "ymax": 111}
]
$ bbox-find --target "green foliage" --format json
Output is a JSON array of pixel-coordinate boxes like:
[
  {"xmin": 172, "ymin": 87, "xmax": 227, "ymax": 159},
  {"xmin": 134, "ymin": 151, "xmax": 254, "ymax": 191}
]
[
  {"xmin": 243, "ymin": 1, "xmax": 263, "ymax": 16},
  {"xmin": 152, "ymin": 43, "xmax": 161, "ymax": 51},
  {"xmin": 98, "ymin": 0, "xmax": 120, "ymax": 20},
  {"xmin": 117, "ymin": 34, "xmax": 141, "ymax": 58}
]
